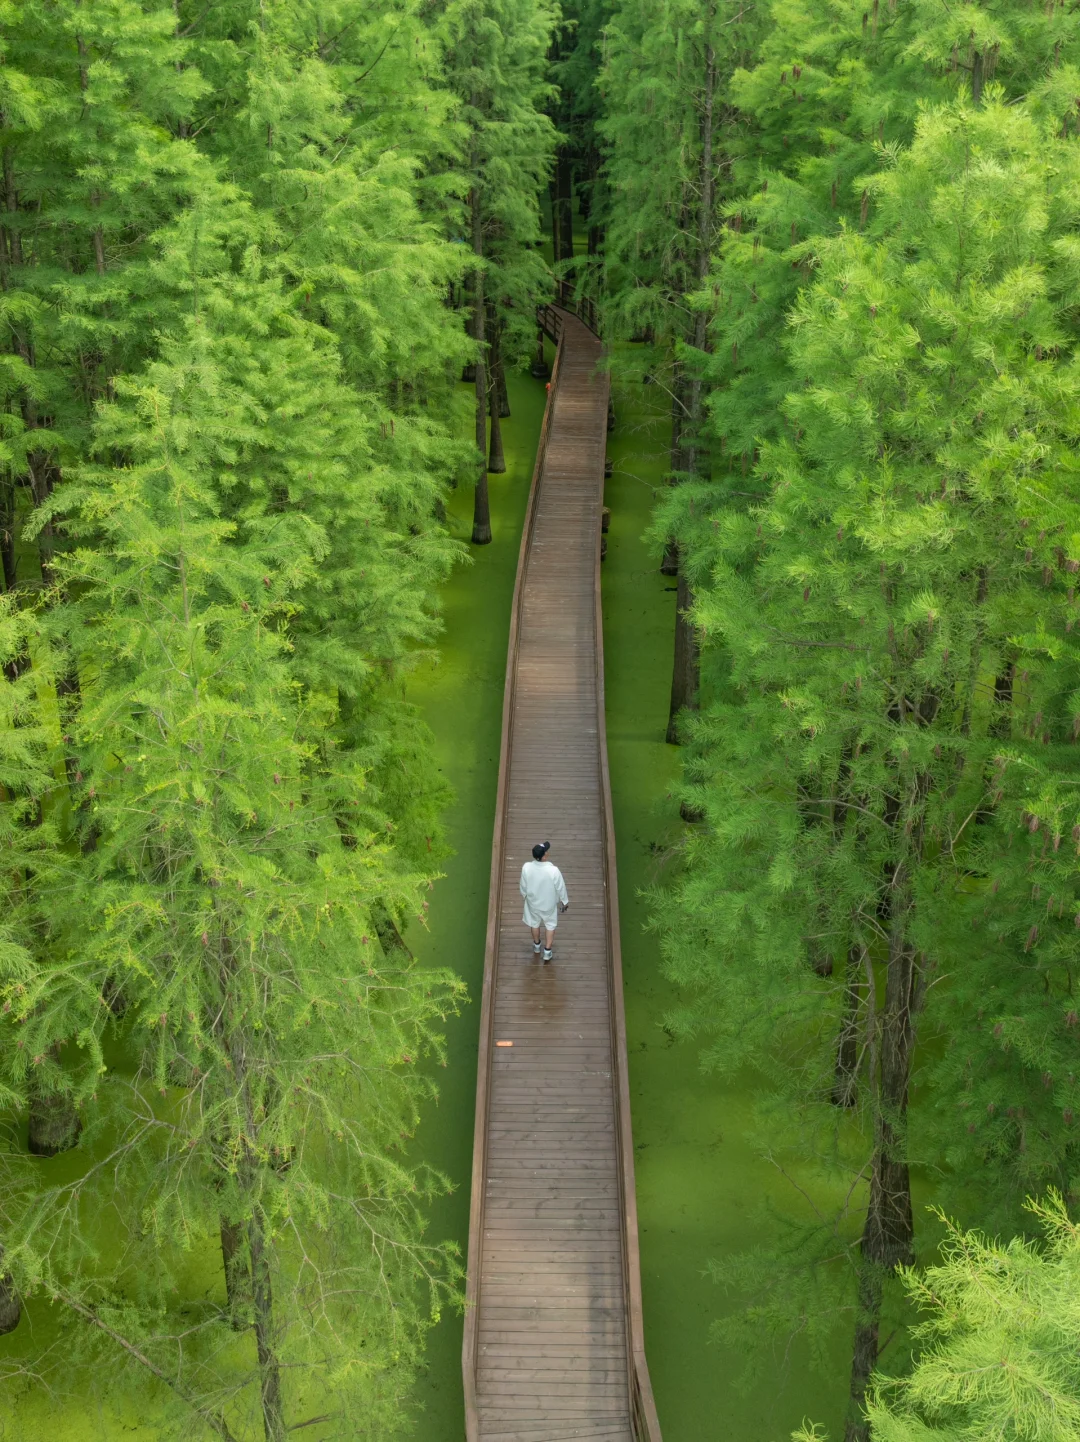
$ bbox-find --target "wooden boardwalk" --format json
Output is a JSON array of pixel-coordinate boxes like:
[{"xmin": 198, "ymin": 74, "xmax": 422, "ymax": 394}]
[{"xmin": 463, "ymin": 307, "xmax": 661, "ymax": 1442}]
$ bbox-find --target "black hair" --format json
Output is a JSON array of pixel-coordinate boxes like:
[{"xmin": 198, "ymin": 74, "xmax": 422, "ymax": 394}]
[{"xmin": 532, "ymin": 841, "xmax": 551, "ymax": 861}]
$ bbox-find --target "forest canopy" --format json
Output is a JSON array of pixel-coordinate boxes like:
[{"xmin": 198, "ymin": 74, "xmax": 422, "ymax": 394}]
[{"xmin": 5, "ymin": 0, "xmax": 1080, "ymax": 1437}]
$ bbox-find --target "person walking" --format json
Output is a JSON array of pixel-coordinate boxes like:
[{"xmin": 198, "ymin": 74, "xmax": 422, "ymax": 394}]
[{"xmin": 519, "ymin": 840, "xmax": 569, "ymax": 962}]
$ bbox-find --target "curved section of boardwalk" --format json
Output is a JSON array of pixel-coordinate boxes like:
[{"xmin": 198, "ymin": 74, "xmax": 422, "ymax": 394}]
[{"xmin": 463, "ymin": 308, "xmax": 661, "ymax": 1442}]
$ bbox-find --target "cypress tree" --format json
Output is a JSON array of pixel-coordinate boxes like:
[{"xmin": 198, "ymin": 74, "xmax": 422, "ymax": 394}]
[
  {"xmin": 552, "ymin": 0, "xmax": 610, "ymax": 260},
  {"xmin": 440, "ymin": 0, "xmax": 556, "ymax": 544},
  {"xmin": 653, "ymin": 92, "xmax": 1080, "ymax": 1440},
  {"xmin": 1, "ymin": 307, "xmax": 465, "ymax": 1435},
  {"xmin": 0, "ymin": 0, "xmax": 211, "ymax": 527},
  {"xmin": 0, "ymin": 597, "xmax": 69, "ymax": 1328},
  {"xmin": 599, "ymin": 0, "xmax": 760, "ymax": 739},
  {"xmin": 0, "ymin": 0, "xmax": 516, "ymax": 1421},
  {"xmin": 810, "ymin": 1194, "xmax": 1080, "ymax": 1442}
]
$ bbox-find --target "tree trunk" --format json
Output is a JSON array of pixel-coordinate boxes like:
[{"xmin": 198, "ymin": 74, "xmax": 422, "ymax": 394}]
[
  {"xmin": 487, "ymin": 313, "xmax": 510, "ymax": 417},
  {"xmin": 557, "ymin": 150, "xmax": 574, "ymax": 265},
  {"xmin": 248, "ymin": 1208, "xmax": 286, "ymax": 1442},
  {"xmin": 585, "ymin": 153, "xmax": 602, "ymax": 255},
  {"xmin": 495, "ymin": 345, "xmax": 511, "ymax": 417},
  {"xmin": 843, "ymin": 1259, "xmax": 882, "ymax": 1442},
  {"xmin": 865, "ymin": 884, "xmax": 919, "ymax": 1270},
  {"xmin": 844, "ymin": 869, "xmax": 922, "ymax": 1438},
  {"xmin": 665, "ymin": 42, "xmax": 717, "ymax": 693},
  {"xmin": 0, "ymin": 479, "xmax": 15, "ymax": 593},
  {"xmin": 660, "ymin": 375, "xmax": 687, "ymax": 576},
  {"xmin": 488, "ymin": 382, "xmax": 505, "ymax": 473},
  {"xmin": 220, "ymin": 1215, "xmax": 249, "ymax": 1331},
  {"xmin": 1, "ymin": 136, "xmax": 25, "ymax": 286},
  {"xmin": 666, "ymin": 565, "xmax": 699, "ymax": 743},
  {"xmin": 832, "ymin": 943, "xmax": 865, "ymax": 1108},
  {"xmin": 28, "ymin": 1084, "xmax": 81, "ymax": 1156},
  {"xmin": 487, "ymin": 315, "xmax": 506, "ymax": 472},
  {"xmin": 988, "ymin": 666, "xmax": 1013, "ymax": 740},
  {"xmin": 976, "ymin": 663, "xmax": 1013, "ymax": 824},
  {"xmin": 549, "ymin": 179, "xmax": 561, "ymax": 265},
  {"xmin": 531, "ymin": 328, "xmax": 550, "ymax": 379},
  {"xmin": 212, "ymin": 927, "xmax": 284, "ymax": 1438},
  {"xmin": 469, "ymin": 177, "xmax": 491, "ymax": 545},
  {"xmin": 0, "ymin": 1250, "xmax": 20, "ymax": 1335}
]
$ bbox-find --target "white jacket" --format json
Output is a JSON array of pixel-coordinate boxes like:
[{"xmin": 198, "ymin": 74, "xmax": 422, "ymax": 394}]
[{"xmin": 519, "ymin": 859, "xmax": 569, "ymax": 928}]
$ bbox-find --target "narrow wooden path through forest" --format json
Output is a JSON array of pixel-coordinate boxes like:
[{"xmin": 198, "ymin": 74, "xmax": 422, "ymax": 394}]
[{"xmin": 462, "ymin": 305, "xmax": 661, "ymax": 1442}]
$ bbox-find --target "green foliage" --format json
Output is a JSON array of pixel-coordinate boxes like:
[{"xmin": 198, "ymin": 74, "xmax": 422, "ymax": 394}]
[
  {"xmin": 441, "ymin": 0, "xmax": 557, "ymax": 342},
  {"xmin": 8, "ymin": 347, "xmax": 463, "ymax": 1430},
  {"xmin": 800, "ymin": 1194, "xmax": 1080, "ymax": 1442},
  {"xmin": 0, "ymin": 604, "xmax": 65, "ymax": 1115},
  {"xmin": 0, "ymin": 0, "xmax": 559, "ymax": 1431},
  {"xmin": 589, "ymin": 0, "xmax": 1080, "ymax": 1406},
  {"xmin": 646, "ymin": 84, "xmax": 1080, "ymax": 1432},
  {"xmin": 0, "ymin": 0, "xmax": 216, "ymax": 569},
  {"xmin": 599, "ymin": 0, "xmax": 756, "ymax": 344}
]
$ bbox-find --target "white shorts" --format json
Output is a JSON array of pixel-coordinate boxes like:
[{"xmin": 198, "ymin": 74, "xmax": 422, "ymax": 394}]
[{"xmin": 522, "ymin": 901, "xmax": 557, "ymax": 930}]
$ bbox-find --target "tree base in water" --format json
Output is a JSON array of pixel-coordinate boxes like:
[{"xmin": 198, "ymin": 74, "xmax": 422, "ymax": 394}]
[
  {"xmin": 28, "ymin": 1093, "xmax": 81, "ymax": 1156},
  {"xmin": 0, "ymin": 1274, "xmax": 20, "ymax": 1335}
]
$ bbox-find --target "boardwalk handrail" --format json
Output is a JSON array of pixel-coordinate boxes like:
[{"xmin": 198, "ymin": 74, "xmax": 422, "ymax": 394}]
[
  {"xmin": 539, "ymin": 285, "xmax": 600, "ymax": 340},
  {"xmin": 462, "ymin": 309, "xmax": 661, "ymax": 1442},
  {"xmin": 536, "ymin": 301, "xmax": 564, "ymax": 347}
]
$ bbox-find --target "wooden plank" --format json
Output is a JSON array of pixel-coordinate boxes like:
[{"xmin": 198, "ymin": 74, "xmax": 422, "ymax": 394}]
[{"xmin": 462, "ymin": 307, "xmax": 659, "ymax": 1442}]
